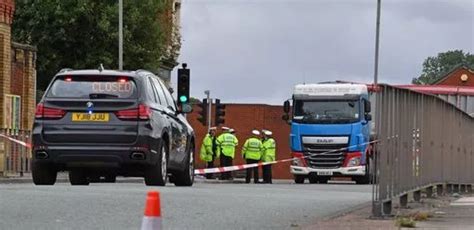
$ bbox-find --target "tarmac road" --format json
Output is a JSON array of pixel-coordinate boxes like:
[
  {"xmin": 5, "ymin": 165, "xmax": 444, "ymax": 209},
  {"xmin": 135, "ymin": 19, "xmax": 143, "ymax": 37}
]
[{"xmin": 0, "ymin": 180, "xmax": 371, "ymax": 230}]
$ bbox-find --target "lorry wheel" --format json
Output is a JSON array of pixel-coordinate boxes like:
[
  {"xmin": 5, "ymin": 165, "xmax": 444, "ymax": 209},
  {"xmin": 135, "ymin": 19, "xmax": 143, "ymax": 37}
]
[
  {"xmin": 355, "ymin": 164, "xmax": 372, "ymax": 184},
  {"xmin": 32, "ymin": 163, "xmax": 57, "ymax": 185},
  {"xmin": 308, "ymin": 174, "xmax": 318, "ymax": 184},
  {"xmin": 294, "ymin": 175, "xmax": 305, "ymax": 184},
  {"xmin": 69, "ymin": 170, "xmax": 90, "ymax": 186},
  {"xmin": 174, "ymin": 145, "xmax": 194, "ymax": 187},
  {"xmin": 145, "ymin": 141, "xmax": 168, "ymax": 186}
]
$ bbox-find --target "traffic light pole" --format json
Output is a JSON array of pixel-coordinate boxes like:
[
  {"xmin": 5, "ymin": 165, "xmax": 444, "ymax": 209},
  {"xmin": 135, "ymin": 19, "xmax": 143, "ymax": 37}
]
[{"xmin": 204, "ymin": 90, "xmax": 212, "ymax": 132}]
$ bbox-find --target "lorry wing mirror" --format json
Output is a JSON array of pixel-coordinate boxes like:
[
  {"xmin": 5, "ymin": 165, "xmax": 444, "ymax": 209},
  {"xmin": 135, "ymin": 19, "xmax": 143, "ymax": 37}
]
[
  {"xmin": 364, "ymin": 100, "xmax": 371, "ymax": 113},
  {"xmin": 283, "ymin": 100, "xmax": 290, "ymax": 113},
  {"xmin": 365, "ymin": 114, "xmax": 372, "ymax": 121}
]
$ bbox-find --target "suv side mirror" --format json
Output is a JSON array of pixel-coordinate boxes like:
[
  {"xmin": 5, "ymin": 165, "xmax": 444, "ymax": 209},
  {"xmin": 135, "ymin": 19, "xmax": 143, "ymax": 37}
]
[
  {"xmin": 365, "ymin": 114, "xmax": 372, "ymax": 121},
  {"xmin": 283, "ymin": 100, "xmax": 290, "ymax": 113},
  {"xmin": 364, "ymin": 100, "xmax": 371, "ymax": 113},
  {"xmin": 179, "ymin": 104, "xmax": 193, "ymax": 114}
]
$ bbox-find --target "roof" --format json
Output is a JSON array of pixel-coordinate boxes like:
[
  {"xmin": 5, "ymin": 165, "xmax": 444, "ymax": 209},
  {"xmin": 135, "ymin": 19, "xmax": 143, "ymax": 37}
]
[
  {"xmin": 395, "ymin": 85, "xmax": 474, "ymax": 96},
  {"xmin": 55, "ymin": 69, "xmax": 154, "ymax": 77},
  {"xmin": 293, "ymin": 83, "xmax": 368, "ymax": 96},
  {"xmin": 431, "ymin": 64, "xmax": 474, "ymax": 85}
]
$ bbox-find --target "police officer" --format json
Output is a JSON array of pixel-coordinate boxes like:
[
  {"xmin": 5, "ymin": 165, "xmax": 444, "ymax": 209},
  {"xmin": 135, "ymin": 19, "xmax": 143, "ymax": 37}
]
[
  {"xmin": 217, "ymin": 127, "xmax": 238, "ymax": 180},
  {"xmin": 242, "ymin": 130, "xmax": 263, "ymax": 184},
  {"xmin": 200, "ymin": 127, "xmax": 218, "ymax": 179},
  {"xmin": 261, "ymin": 130, "xmax": 276, "ymax": 184}
]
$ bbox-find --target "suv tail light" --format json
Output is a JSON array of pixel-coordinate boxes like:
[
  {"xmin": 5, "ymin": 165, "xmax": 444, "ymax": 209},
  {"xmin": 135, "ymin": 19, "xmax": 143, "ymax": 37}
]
[
  {"xmin": 35, "ymin": 103, "xmax": 65, "ymax": 119},
  {"xmin": 115, "ymin": 104, "xmax": 151, "ymax": 120}
]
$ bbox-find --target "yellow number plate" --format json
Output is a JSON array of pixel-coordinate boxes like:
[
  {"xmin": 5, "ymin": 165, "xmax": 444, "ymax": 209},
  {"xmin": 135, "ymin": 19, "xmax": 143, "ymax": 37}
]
[{"xmin": 72, "ymin": 113, "xmax": 109, "ymax": 122}]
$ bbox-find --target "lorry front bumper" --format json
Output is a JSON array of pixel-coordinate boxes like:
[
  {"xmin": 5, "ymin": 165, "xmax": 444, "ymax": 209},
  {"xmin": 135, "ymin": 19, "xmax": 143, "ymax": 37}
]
[{"xmin": 290, "ymin": 165, "xmax": 365, "ymax": 176}]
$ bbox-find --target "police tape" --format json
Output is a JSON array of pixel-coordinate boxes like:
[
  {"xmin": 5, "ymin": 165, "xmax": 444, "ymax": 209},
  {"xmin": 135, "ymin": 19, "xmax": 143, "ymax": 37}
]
[
  {"xmin": 0, "ymin": 134, "xmax": 32, "ymax": 148},
  {"xmin": 193, "ymin": 140, "xmax": 379, "ymax": 175},
  {"xmin": 0, "ymin": 133, "xmax": 379, "ymax": 175}
]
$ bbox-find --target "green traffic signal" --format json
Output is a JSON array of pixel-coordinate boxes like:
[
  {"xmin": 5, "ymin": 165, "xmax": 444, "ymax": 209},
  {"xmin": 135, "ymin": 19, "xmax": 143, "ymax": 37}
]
[{"xmin": 179, "ymin": 95, "xmax": 188, "ymax": 103}]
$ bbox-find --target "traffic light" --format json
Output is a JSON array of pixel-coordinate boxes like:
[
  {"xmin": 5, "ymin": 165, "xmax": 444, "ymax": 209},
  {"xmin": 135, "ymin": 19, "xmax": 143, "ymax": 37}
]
[
  {"xmin": 197, "ymin": 99, "xmax": 208, "ymax": 126},
  {"xmin": 214, "ymin": 99, "xmax": 226, "ymax": 126},
  {"xmin": 177, "ymin": 63, "xmax": 190, "ymax": 106}
]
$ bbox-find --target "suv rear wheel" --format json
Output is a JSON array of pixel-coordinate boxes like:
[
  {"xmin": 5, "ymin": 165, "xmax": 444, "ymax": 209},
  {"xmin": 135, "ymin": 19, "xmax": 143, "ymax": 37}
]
[
  {"xmin": 145, "ymin": 141, "xmax": 168, "ymax": 186},
  {"xmin": 174, "ymin": 145, "xmax": 194, "ymax": 186},
  {"xmin": 69, "ymin": 170, "xmax": 90, "ymax": 185},
  {"xmin": 32, "ymin": 163, "xmax": 57, "ymax": 185}
]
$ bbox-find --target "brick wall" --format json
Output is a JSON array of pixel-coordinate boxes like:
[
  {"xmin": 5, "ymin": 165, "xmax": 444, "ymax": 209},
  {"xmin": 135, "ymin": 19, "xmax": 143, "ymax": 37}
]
[
  {"xmin": 435, "ymin": 67, "xmax": 474, "ymax": 86},
  {"xmin": 11, "ymin": 43, "xmax": 37, "ymax": 130},
  {"xmin": 188, "ymin": 103, "xmax": 293, "ymax": 179}
]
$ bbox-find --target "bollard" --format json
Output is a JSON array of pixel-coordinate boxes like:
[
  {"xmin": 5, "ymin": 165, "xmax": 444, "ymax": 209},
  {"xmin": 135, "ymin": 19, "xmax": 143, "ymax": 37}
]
[
  {"xmin": 400, "ymin": 194, "xmax": 408, "ymax": 208},
  {"xmin": 426, "ymin": 187, "xmax": 433, "ymax": 198},
  {"xmin": 383, "ymin": 200, "xmax": 392, "ymax": 216},
  {"xmin": 453, "ymin": 184, "xmax": 460, "ymax": 193},
  {"xmin": 447, "ymin": 184, "xmax": 453, "ymax": 193},
  {"xmin": 437, "ymin": 184, "xmax": 444, "ymax": 196},
  {"xmin": 413, "ymin": 190, "xmax": 421, "ymax": 202}
]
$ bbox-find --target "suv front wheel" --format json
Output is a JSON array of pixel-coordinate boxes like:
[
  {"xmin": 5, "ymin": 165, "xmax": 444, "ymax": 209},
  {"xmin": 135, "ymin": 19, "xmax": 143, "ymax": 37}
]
[{"xmin": 145, "ymin": 141, "xmax": 168, "ymax": 186}]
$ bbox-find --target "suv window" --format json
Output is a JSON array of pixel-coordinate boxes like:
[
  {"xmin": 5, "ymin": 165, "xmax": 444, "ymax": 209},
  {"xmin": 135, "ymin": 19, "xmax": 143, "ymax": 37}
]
[
  {"xmin": 47, "ymin": 75, "xmax": 137, "ymax": 99},
  {"xmin": 150, "ymin": 77, "xmax": 167, "ymax": 106},
  {"xmin": 156, "ymin": 78, "xmax": 177, "ymax": 111},
  {"xmin": 147, "ymin": 77, "xmax": 161, "ymax": 104}
]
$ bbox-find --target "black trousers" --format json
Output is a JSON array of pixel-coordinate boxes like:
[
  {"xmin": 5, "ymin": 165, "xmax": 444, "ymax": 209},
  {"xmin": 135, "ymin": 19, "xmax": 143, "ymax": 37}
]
[
  {"xmin": 246, "ymin": 159, "xmax": 259, "ymax": 183},
  {"xmin": 262, "ymin": 164, "xmax": 272, "ymax": 183},
  {"xmin": 220, "ymin": 155, "xmax": 233, "ymax": 179},
  {"xmin": 206, "ymin": 160, "xmax": 214, "ymax": 179}
]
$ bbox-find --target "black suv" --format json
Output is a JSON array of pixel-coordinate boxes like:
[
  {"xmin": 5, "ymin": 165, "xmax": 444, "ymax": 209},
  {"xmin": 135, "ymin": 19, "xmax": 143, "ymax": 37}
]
[{"xmin": 32, "ymin": 69, "xmax": 195, "ymax": 186}]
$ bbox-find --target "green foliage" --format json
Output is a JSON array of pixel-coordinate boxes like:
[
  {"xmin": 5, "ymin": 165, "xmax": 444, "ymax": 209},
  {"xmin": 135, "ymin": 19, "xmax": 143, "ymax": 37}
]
[
  {"xmin": 412, "ymin": 50, "xmax": 474, "ymax": 85},
  {"xmin": 395, "ymin": 217, "xmax": 416, "ymax": 228},
  {"xmin": 13, "ymin": 0, "xmax": 177, "ymax": 90}
]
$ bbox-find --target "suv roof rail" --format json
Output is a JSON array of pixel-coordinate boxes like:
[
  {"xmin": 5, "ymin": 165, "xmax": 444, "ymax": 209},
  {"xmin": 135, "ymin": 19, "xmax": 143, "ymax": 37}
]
[
  {"xmin": 58, "ymin": 68, "xmax": 73, "ymax": 73},
  {"xmin": 136, "ymin": 69, "xmax": 154, "ymax": 75}
]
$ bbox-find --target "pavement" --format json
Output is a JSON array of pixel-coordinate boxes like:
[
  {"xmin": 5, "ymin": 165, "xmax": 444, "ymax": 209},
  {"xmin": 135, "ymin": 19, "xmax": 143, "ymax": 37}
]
[
  {"xmin": 312, "ymin": 192, "xmax": 474, "ymax": 230},
  {"xmin": 0, "ymin": 178, "xmax": 372, "ymax": 230}
]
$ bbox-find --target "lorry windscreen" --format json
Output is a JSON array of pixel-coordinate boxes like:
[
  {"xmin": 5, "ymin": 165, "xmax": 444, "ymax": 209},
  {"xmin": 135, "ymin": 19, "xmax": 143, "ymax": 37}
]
[{"xmin": 293, "ymin": 100, "xmax": 360, "ymax": 124}]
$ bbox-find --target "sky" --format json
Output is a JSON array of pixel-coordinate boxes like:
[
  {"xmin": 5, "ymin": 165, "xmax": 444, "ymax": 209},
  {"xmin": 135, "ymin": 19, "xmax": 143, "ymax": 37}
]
[{"xmin": 174, "ymin": 0, "xmax": 473, "ymax": 105}]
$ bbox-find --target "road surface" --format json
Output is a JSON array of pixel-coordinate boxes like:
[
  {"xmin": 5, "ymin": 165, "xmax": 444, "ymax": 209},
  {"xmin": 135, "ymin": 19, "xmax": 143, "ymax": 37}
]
[{"xmin": 0, "ymin": 180, "xmax": 371, "ymax": 230}]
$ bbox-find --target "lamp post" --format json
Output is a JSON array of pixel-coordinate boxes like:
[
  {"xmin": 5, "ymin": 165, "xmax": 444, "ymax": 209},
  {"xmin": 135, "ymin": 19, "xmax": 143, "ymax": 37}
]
[{"xmin": 119, "ymin": 0, "xmax": 123, "ymax": 70}]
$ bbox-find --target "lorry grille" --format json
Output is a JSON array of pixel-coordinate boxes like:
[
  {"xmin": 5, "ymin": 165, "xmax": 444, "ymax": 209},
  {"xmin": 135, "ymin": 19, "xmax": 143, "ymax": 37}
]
[{"xmin": 303, "ymin": 144, "xmax": 348, "ymax": 169}]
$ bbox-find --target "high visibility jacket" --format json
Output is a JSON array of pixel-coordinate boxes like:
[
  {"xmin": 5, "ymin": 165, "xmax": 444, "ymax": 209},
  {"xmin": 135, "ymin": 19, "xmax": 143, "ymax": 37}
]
[
  {"xmin": 242, "ymin": 137, "xmax": 263, "ymax": 160},
  {"xmin": 199, "ymin": 134, "xmax": 214, "ymax": 162},
  {"xmin": 262, "ymin": 138, "xmax": 276, "ymax": 162},
  {"xmin": 217, "ymin": 133, "xmax": 238, "ymax": 159}
]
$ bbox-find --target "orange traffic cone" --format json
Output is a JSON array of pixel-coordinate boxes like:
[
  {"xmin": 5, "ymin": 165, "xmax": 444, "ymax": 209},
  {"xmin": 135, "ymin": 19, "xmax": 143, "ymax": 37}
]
[{"xmin": 141, "ymin": 190, "xmax": 162, "ymax": 230}]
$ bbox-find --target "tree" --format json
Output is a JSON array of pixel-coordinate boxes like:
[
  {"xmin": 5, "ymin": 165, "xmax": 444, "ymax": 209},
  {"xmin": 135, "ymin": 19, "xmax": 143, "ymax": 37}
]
[
  {"xmin": 12, "ymin": 0, "xmax": 179, "ymax": 90},
  {"xmin": 412, "ymin": 50, "xmax": 474, "ymax": 85}
]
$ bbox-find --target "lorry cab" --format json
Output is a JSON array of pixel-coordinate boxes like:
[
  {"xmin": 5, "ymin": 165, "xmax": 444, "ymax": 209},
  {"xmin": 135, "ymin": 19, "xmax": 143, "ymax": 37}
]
[{"xmin": 283, "ymin": 83, "xmax": 372, "ymax": 184}]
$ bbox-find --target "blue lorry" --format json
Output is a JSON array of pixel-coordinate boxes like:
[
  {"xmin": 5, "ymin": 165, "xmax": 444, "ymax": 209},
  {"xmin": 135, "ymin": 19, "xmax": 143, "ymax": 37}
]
[{"xmin": 282, "ymin": 83, "xmax": 374, "ymax": 184}]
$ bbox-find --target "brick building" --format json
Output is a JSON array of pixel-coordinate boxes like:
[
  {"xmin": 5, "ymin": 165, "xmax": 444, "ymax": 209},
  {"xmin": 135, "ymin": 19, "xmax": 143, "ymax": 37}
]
[
  {"xmin": 0, "ymin": 0, "xmax": 37, "ymax": 175},
  {"xmin": 189, "ymin": 104, "xmax": 293, "ymax": 179}
]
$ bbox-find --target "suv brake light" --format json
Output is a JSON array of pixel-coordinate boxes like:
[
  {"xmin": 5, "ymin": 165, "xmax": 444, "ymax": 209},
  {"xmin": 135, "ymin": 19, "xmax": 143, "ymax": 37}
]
[
  {"xmin": 35, "ymin": 103, "xmax": 65, "ymax": 119},
  {"xmin": 115, "ymin": 104, "xmax": 151, "ymax": 120}
]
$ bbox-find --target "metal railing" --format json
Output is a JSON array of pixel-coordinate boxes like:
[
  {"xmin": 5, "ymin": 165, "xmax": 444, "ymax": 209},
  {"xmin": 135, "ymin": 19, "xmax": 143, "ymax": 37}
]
[
  {"xmin": 372, "ymin": 84, "xmax": 474, "ymax": 216},
  {"xmin": 0, "ymin": 129, "xmax": 32, "ymax": 177}
]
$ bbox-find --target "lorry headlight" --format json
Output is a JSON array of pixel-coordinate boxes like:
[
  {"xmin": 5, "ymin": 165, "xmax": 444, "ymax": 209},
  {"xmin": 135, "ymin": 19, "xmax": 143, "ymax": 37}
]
[
  {"xmin": 292, "ymin": 152, "xmax": 306, "ymax": 167},
  {"xmin": 347, "ymin": 156, "xmax": 361, "ymax": 167}
]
